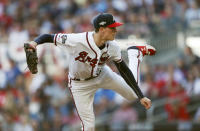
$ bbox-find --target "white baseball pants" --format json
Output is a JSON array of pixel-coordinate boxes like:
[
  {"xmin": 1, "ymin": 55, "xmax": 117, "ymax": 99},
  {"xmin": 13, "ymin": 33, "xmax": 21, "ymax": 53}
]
[
  {"xmin": 68, "ymin": 48, "xmax": 143, "ymax": 131},
  {"xmin": 68, "ymin": 65, "xmax": 138, "ymax": 131},
  {"xmin": 127, "ymin": 48, "xmax": 143, "ymax": 85}
]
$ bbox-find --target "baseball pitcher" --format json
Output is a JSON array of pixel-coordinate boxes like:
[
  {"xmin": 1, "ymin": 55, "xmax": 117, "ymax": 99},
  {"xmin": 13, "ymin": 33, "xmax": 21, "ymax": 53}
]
[{"xmin": 24, "ymin": 13, "xmax": 156, "ymax": 131}]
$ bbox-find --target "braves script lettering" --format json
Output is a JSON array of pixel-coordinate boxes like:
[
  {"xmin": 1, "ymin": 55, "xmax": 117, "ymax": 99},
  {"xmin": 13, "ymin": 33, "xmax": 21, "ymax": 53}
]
[
  {"xmin": 99, "ymin": 52, "xmax": 109, "ymax": 65},
  {"xmin": 75, "ymin": 51, "xmax": 98, "ymax": 68}
]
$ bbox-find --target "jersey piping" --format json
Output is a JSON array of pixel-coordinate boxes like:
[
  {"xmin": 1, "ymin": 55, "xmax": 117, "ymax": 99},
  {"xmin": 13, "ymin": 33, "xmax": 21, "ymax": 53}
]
[
  {"xmin": 86, "ymin": 32, "xmax": 98, "ymax": 77},
  {"xmin": 54, "ymin": 34, "xmax": 58, "ymax": 46}
]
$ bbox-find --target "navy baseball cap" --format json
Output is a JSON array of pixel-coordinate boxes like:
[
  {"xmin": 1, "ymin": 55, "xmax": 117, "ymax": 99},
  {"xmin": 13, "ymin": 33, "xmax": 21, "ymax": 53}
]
[{"xmin": 93, "ymin": 13, "xmax": 123, "ymax": 29}]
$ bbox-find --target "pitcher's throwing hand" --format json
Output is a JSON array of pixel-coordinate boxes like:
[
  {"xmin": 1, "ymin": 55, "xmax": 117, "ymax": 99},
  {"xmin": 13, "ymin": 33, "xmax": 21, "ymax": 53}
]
[{"xmin": 140, "ymin": 97, "xmax": 152, "ymax": 109}]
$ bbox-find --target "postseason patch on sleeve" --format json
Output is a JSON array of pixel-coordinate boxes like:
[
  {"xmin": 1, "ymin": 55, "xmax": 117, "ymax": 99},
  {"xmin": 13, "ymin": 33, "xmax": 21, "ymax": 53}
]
[
  {"xmin": 55, "ymin": 34, "xmax": 68, "ymax": 45},
  {"xmin": 61, "ymin": 35, "xmax": 67, "ymax": 44}
]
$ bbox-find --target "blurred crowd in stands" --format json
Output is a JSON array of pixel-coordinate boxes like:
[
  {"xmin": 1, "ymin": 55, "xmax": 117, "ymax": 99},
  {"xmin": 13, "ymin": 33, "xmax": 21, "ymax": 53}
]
[
  {"xmin": 1, "ymin": 0, "xmax": 200, "ymax": 42},
  {"xmin": 1, "ymin": 0, "xmax": 200, "ymax": 130}
]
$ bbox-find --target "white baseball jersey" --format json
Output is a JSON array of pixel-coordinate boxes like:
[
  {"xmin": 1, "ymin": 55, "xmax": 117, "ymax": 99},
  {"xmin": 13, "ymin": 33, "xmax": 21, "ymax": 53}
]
[
  {"xmin": 54, "ymin": 31, "xmax": 122, "ymax": 80},
  {"xmin": 53, "ymin": 31, "xmax": 137, "ymax": 131}
]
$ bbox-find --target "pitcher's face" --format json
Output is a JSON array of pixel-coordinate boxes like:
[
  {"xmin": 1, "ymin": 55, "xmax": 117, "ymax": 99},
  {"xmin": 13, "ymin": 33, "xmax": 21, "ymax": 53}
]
[{"xmin": 101, "ymin": 27, "xmax": 117, "ymax": 41}]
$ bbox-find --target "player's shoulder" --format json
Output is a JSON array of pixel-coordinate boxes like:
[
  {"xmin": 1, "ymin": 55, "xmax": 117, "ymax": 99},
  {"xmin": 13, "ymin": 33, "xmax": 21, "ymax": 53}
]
[
  {"xmin": 58, "ymin": 32, "xmax": 87, "ymax": 42},
  {"xmin": 67, "ymin": 32, "xmax": 86, "ymax": 39},
  {"xmin": 107, "ymin": 40, "xmax": 121, "ymax": 49}
]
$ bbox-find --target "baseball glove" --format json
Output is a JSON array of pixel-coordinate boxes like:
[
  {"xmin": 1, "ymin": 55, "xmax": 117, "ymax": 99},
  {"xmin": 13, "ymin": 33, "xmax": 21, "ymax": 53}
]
[{"xmin": 24, "ymin": 43, "xmax": 38, "ymax": 74}]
